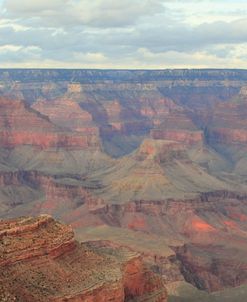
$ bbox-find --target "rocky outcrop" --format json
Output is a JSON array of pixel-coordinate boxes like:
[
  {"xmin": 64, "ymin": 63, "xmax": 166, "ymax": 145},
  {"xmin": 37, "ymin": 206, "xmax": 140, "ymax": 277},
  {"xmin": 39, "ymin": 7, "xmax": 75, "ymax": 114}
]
[
  {"xmin": 91, "ymin": 191, "xmax": 247, "ymax": 232},
  {"xmin": 207, "ymin": 128, "xmax": 247, "ymax": 144},
  {"xmin": 0, "ymin": 171, "xmax": 25, "ymax": 186},
  {"xmin": 0, "ymin": 130, "xmax": 98, "ymax": 149},
  {"xmin": 201, "ymin": 101, "xmax": 247, "ymax": 145},
  {"xmin": 34, "ymin": 174, "xmax": 106, "ymax": 226},
  {"xmin": 175, "ymin": 243, "xmax": 247, "ymax": 292},
  {"xmin": 0, "ymin": 97, "xmax": 100, "ymax": 150},
  {"xmin": 0, "ymin": 215, "xmax": 75, "ymax": 266},
  {"xmin": 89, "ymin": 192, "xmax": 247, "ymax": 292},
  {"xmin": 136, "ymin": 139, "xmax": 186, "ymax": 162},
  {"xmin": 149, "ymin": 107, "xmax": 204, "ymax": 145},
  {"xmin": 32, "ymin": 98, "xmax": 100, "ymax": 136},
  {"xmin": 4, "ymin": 69, "xmax": 234, "ymax": 156},
  {"xmin": 151, "ymin": 129, "xmax": 203, "ymax": 145},
  {"xmin": 0, "ymin": 170, "xmax": 106, "ymax": 225},
  {"xmin": 0, "ymin": 215, "xmax": 167, "ymax": 302}
]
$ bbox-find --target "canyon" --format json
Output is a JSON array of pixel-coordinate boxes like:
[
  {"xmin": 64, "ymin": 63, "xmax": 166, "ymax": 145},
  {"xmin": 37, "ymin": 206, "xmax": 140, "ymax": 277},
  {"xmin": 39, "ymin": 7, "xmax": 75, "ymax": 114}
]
[{"xmin": 1, "ymin": 69, "xmax": 247, "ymax": 301}]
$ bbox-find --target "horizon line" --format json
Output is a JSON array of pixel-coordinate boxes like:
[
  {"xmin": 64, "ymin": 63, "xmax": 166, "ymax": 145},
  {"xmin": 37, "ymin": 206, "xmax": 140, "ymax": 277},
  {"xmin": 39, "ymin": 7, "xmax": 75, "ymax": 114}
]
[{"xmin": 1, "ymin": 67, "xmax": 247, "ymax": 71}]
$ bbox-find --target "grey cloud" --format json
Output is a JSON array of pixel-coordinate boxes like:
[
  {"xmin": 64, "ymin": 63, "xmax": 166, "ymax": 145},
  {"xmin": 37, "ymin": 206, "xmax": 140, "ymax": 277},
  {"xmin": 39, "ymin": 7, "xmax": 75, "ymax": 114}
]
[
  {"xmin": 2, "ymin": 0, "xmax": 165, "ymax": 28},
  {"xmin": 3, "ymin": 0, "xmax": 68, "ymax": 13},
  {"xmin": 0, "ymin": 45, "xmax": 41, "ymax": 62},
  {"xmin": 1, "ymin": 17, "xmax": 247, "ymax": 56},
  {"xmin": 127, "ymin": 18, "xmax": 247, "ymax": 53},
  {"xmin": 0, "ymin": 0, "xmax": 247, "ymax": 68}
]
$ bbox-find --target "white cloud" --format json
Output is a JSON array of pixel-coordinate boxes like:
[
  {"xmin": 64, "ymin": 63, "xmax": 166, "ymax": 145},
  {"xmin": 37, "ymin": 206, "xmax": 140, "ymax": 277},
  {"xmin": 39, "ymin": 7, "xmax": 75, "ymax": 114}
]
[
  {"xmin": 0, "ymin": 20, "xmax": 30, "ymax": 32},
  {"xmin": 0, "ymin": 44, "xmax": 41, "ymax": 53},
  {"xmin": 0, "ymin": 44, "xmax": 22, "ymax": 52},
  {"xmin": 0, "ymin": 44, "xmax": 42, "ymax": 63}
]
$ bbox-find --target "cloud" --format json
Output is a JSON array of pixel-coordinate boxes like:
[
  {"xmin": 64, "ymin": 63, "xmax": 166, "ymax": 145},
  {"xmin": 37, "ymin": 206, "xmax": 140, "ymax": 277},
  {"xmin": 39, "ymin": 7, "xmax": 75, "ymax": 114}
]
[
  {"xmin": 0, "ymin": 44, "xmax": 41, "ymax": 63},
  {"xmin": 2, "ymin": 0, "xmax": 165, "ymax": 27},
  {"xmin": 3, "ymin": 0, "xmax": 67, "ymax": 13},
  {"xmin": 0, "ymin": 0, "xmax": 247, "ymax": 68},
  {"xmin": 115, "ymin": 18, "xmax": 247, "ymax": 54},
  {"xmin": 0, "ymin": 20, "xmax": 30, "ymax": 32},
  {"xmin": 136, "ymin": 47, "xmax": 247, "ymax": 68}
]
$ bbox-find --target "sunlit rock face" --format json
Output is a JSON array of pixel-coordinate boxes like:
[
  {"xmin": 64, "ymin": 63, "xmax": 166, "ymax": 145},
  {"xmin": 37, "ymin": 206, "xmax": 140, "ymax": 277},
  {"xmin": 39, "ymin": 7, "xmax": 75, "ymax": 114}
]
[
  {"xmin": 0, "ymin": 97, "xmax": 101, "ymax": 150},
  {"xmin": 33, "ymin": 98, "xmax": 95, "ymax": 131}
]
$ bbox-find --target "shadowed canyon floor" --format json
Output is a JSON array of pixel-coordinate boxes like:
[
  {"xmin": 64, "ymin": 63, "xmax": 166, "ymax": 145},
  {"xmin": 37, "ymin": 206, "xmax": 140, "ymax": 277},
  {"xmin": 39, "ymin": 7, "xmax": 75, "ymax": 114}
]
[{"xmin": 1, "ymin": 69, "xmax": 247, "ymax": 301}]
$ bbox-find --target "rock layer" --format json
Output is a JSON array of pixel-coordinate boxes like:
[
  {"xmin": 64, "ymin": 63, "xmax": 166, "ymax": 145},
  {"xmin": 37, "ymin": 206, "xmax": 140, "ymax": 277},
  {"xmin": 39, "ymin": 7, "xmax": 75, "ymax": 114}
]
[
  {"xmin": 0, "ymin": 215, "xmax": 167, "ymax": 302},
  {"xmin": 0, "ymin": 97, "xmax": 100, "ymax": 150}
]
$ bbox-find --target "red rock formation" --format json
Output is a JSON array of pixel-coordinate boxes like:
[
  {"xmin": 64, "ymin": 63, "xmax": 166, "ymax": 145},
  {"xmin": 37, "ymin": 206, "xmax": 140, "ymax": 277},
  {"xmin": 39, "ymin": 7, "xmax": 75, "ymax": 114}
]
[
  {"xmin": 151, "ymin": 129, "xmax": 203, "ymax": 145},
  {"xmin": 0, "ymin": 97, "xmax": 100, "ymax": 150},
  {"xmin": 175, "ymin": 243, "xmax": 247, "ymax": 292},
  {"xmin": 139, "ymin": 97, "xmax": 183, "ymax": 127},
  {"xmin": 34, "ymin": 175, "xmax": 106, "ymax": 227},
  {"xmin": 87, "ymin": 193, "xmax": 247, "ymax": 292},
  {"xmin": 99, "ymin": 100, "xmax": 152, "ymax": 137},
  {"xmin": 146, "ymin": 106, "xmax": 204, "ymax": 145},
  {"xmin": 208, "ymin": 128, "xmax": 247, "ymax": 144},
  {"xmin": 32, "ymin": 98, "xmax": 99, "ymax": 135},
  {"xmin": 200, "ymin": 101, "xmax": 247, "ymax": 145},
  {"xmin": 0, "ymin": 216, "xmax": 167, "ymax": 302},
  {"xmin": 25, "ymin": 81, "xmax": 206, "ymax": 155},
  {"xmin": 0, "ymin": 130, "xmax": 97, "ymax": 149},
  {"xmin": 136, "ymin": 139, "xmax": 185, "ymax": 161},
  {"xmin": 0, "ymin": 170, "xmax": 106, "ymax": 227}
]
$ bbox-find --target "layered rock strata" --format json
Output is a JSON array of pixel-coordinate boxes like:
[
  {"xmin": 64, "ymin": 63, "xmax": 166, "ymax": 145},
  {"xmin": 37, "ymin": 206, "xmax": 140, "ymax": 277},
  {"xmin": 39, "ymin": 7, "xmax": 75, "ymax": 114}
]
[
  {"xmin": 0, "ymin": 97, "xmax": 100, "ymax": 150},
  {"xmin": 0, "ymin": 215, "xmax": 167, "ymax": 302}
]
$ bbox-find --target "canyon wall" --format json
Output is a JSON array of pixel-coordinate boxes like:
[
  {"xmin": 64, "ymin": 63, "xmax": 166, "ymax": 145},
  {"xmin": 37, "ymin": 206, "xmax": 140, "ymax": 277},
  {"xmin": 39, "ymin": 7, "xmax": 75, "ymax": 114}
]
[{"xmin": 1, "ymin": 69, "xmax": 247, "ymax": 300}]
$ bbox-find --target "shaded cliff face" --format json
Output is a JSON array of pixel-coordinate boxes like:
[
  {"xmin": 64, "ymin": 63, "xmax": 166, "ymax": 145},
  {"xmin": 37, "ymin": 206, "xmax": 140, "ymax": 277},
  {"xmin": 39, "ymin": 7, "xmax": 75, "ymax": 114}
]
[
  {"xmin": 175, "ymin": 243, "xmax": 247, "ymax": 292},
  {"xmin": 198, "ymin": 92, "xmax": 247, "ymax": 146},
  {"xmin": 190, "ymin": 88, "xmax": 247, "ymax": 182},
  {"xmin": 0, "ymin": 215, "xmax": 167, "ymax": 302}
]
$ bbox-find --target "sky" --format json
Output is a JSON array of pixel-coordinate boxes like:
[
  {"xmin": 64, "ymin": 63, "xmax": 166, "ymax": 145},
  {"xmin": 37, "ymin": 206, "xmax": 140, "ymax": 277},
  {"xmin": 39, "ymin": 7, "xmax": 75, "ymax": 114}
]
[{"xmin": 0, "ymin": 0, "xmax": 247, "ymax": 69}]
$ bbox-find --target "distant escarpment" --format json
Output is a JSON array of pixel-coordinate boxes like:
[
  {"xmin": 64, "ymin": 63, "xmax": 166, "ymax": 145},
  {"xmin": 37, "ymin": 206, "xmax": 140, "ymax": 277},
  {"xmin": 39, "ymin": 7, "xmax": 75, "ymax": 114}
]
[
  {"xmin": 0, "ymin": 215, "xmax": 167, "ymax": 302},
  {"xmin": 1, "ymin": 69, "xmax": 245, "ymax": 112},
  {"xmin": 1, "ymin": 68, "xmax": 246, "ymax": 156}
]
